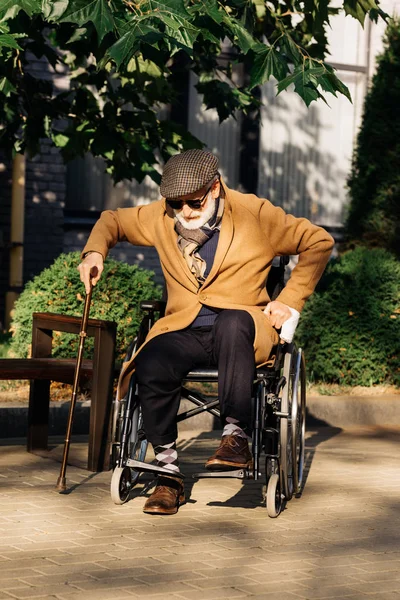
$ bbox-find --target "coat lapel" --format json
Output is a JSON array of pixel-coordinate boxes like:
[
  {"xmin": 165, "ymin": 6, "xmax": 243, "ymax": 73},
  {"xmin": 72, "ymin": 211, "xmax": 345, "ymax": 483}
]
[{"xmin": 202, "ymin": 183, "xmax": 234, "ymax": 289}]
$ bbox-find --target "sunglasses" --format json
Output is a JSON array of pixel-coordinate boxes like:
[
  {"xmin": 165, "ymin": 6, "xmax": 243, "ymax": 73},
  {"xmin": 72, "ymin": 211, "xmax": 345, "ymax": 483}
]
[{"xmin": 166, "ymin": 186, "xmax": 211, "ymax": 210}]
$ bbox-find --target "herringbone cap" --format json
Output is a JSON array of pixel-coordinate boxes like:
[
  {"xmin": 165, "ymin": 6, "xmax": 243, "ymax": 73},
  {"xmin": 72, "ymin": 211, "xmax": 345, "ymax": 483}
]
[{"xmin": 160, "ymin": 149, "xmax": 219, "ymax": 199}]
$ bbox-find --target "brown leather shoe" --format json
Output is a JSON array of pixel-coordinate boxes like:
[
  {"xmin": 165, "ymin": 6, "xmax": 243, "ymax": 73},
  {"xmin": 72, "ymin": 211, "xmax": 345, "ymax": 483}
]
[
  {"xmin": 143, "ymin": 476, "xmax": 185, "ymax": 515},
  {"xmin": 205, "ymin": 434, "xmax": 253, "ymax": 471}
]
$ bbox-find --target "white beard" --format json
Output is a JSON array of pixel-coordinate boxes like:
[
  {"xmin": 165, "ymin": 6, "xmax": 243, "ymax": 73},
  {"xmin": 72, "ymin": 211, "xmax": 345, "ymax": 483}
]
[{"xmin": 174, "ymin": 193, "xmax": 216, "ymax": 230}]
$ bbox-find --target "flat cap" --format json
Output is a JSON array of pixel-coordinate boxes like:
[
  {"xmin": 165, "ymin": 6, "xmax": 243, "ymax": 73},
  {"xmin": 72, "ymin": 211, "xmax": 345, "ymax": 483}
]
[{"xmin": 160, "ymin": 149, "xmax": 219, "ymax": 199}]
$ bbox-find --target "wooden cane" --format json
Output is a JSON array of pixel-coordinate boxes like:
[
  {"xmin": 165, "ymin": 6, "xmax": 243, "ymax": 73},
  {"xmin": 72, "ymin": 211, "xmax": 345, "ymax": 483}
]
[{"xmin": 55, "ymin": 268, "xmax": 98, "ymax": 492}]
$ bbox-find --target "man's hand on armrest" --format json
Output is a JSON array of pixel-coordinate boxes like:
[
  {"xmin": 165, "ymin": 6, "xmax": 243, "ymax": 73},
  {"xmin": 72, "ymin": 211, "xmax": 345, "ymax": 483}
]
[
  {"xmin": 78, "ymin": 251, "xmax": 104, "ymax": 294},
  {"xmin": 263, "ymin": 301, "xmax": 292, "ymax": 329},
  {"xmin": 264, "ymin": 301, "xmax": 300, "ymax": 343}
]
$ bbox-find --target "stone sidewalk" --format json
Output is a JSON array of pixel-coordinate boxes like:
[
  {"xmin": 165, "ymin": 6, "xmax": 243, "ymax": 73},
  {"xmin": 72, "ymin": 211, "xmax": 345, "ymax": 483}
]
[{"xmin": 1, "ymin": 426, "xmax": 400, "ymax": 600}]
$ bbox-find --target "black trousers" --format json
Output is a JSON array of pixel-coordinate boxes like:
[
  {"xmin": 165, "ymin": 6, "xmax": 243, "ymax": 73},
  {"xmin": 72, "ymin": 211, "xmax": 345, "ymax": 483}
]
[{"xmin": 135, "ymin": 310, "xmax": 256, "ymax": 446}]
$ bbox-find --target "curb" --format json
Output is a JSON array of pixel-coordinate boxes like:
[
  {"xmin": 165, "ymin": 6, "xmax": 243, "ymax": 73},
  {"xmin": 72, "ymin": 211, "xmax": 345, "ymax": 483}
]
[
  {"xmin": 0, "ymin": 398, "xmax": 218, "ymax": 439},
  {"xmin": 0, "ymin": 395, "xmax": 399, "ymax": 439},
  {"xmin": 307, "ymin": 395, "xmax": 400, "ymax": 428},
  {"xmin": 0, "ymin": 402, "xmax": 90, "ymax": 438}
]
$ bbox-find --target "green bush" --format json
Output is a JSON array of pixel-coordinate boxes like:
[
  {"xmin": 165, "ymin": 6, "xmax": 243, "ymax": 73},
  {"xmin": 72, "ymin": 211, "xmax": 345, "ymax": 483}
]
[
  {"xmin": 0, "ymin": 332, "xmax": 11, "ymax": 358},
  {"xmin": 296, "ymin": 247, "xmax": 400, "ymax": 386},
  {"xmin": 346, "ymin": 19, "xmax": 400, "ymax": 256},
  {"xmin": 10, "ymin": 252, "xmax": 162, "ymax": 361}
]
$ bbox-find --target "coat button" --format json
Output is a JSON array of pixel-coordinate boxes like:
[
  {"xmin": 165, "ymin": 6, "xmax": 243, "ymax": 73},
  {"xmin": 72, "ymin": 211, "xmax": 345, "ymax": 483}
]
[
  {"xmin": 161, "ymin": 327, "xmax": 169, "ymax": 331},
  {"xmin": 200, "ymin": 294, "xmax": 208, "ymax": 301}
]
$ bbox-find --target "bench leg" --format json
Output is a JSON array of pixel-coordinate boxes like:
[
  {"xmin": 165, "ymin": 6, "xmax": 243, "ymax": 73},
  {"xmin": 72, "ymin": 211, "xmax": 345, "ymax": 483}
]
[
  {"xmin": 27, "ymin": 380, "xmax": 51, "ymax": 451},
  {"xmin": 88, "ymin": 327, "xmax": 115, "ymax": 472},
  {"xmin": 28, "ymin": 324, "xmax": 53, "ymax": 453}
]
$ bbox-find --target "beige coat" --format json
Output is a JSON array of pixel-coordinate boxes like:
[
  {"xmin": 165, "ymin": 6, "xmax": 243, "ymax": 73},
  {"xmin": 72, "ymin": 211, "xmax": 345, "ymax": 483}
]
[{"xmin": 82, "ymin": 182, "xmax": 334, "ymax": 397}]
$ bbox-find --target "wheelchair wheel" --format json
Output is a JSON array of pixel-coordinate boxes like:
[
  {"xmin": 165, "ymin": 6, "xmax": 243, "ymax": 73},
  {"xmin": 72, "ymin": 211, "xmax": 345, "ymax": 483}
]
[
  {"xmin": 111, "ymin": 466, "xmax": 132, "ymax": 505},
  {"xmin": 266, "ymin": 474, "xmax": 282, "ymax": 518},
  {"xmin": 111, "ymin": 383, "xmax": 149, "ymax": 504},
  {"xmin": 128, "ymin": 401, "xmax": 148, "ymax": 468},
  {"xmin": 291, "ymin": 349, "xmax": 306, "ymax": 495},
  {"xmin": 279, "ymin": 348, "xmax": 295, "ymax": 501}
]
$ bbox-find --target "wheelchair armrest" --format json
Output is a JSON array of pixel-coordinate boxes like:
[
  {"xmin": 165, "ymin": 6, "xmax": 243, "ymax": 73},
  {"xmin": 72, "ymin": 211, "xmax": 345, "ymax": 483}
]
[{"xmin": 140, "ymin": 300, "xmax": 166, "ymax": 312}]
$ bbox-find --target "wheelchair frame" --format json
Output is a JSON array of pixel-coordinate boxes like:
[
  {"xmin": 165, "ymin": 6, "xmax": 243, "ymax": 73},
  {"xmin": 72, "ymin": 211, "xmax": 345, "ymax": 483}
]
[{"xmin": 110, "ymin": 258, "xmax": 307, "ymax": 518}]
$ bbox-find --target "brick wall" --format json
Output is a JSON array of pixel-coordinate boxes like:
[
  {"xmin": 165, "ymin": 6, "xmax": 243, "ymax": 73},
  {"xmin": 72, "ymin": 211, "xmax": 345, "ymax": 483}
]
[
  {"xmin": 23, "ymin": 52, "xmax": 68, "ymax": 284},
  {"xmin": 64, "ymin": 229, "xmax": 164, "ymax": 285},
  {"xmin": 24, "ymin": 140, "xmax": 66, "ymax": 283}
]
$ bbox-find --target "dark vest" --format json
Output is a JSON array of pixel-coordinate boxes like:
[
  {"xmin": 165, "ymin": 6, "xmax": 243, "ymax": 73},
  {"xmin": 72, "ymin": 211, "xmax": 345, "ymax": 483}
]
[{"xmin": 190, "ymin": 230, "xmax": 220, "ymax": 328}]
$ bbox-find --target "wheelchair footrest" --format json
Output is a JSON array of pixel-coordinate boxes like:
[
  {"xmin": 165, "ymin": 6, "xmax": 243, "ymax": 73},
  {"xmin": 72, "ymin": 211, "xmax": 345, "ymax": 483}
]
[
  {"xmin": 126, "ymin": 459, "xmax": 185, "ymax": 479},
  {"xmin": 192, "ymin": 469, "xmax": 251, "ymax": 480}
]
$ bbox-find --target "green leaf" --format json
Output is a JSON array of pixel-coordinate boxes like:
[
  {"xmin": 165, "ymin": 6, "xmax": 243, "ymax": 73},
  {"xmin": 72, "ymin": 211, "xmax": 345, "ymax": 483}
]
[
  {"xmin": 319, "ymin": 71, "xmax": 352, "ymax": 102},
  {"xmin": 230, "ymin": 21, "xmax": 259, "ymax": 54},
  {"xmin": 250, "ymin": 46, "xmax": 288, "ymax": 87},
  {"xmin": 58, "ymin": 0, "xmax": 114, "ymax": 42},
  {"xmin": 282, "ymin": 34, "xmax": 303, "ymax": 66},
  {"xmin": 142, "ymin": 0, "xmax": 193, "ymax": 26},
  {"xmin": 195, "ymin": 1, "xmax": 260, "ymax": 53},
  {"xmin": 295, "ymin": 82, "xmax": 320, "ymax": 107},
  {"xmin": 52, "ymin": 132, "xmax": 70, "ymax": 147},
  {"xmin": 277, "ymin": 63, "xmax": 328, "ymax": 106},
  {"xmin": 0, "ymin": 0, "xmax": 38, "ymax": 20},
  {"xmin": 0, "ymin": 0, "xmax": 37, "ymax": 15},
  {"xmin": 343, "ymin": 0, "xmax": 379, "ymax": 26},
  {"xmin": 135, "ymin": 56, "xmax": 163, "ymax": 78},
  {"xmin": 13, "ymin": 138, "xmax": 24, "ymax": 154},
  {"xmin": 0, "ymin": 77, "xmax": 16, "ymax": 96},
  {"xmin": 157, "ymin": 15, "xmax": 198, "ymax": 50},
  {"xmin": 66, "ymin": 27, "xmax": 89, "ymax": 44},
  {"xmin": 251, "ymin": 0, "xmax": 266, "ymax": 19},
  {"xmin": 141, "ymin": 0, "xmax": 198, "ymax": 50},
  {"xmin": 42, "ymin": 0, "xmax": 69, "ymax": 20},
  {"xmin": 189, "ymin": 0, "xmax": 224, "ymax": 23},
  {"xmin": 311, "ymin": 0, "xmax": 330, "ymax": 36},
  {"xmin": 0, "ymin": 33, "xmax": 22, "ymax": 51},
  {"xmin": 318, "ymin": 74, "xmax": 338, "ymax": 96},
  {"xmin": 277, "ymin": 71, "xmax": 297, "ymax": 94},
  {"xmin": 108, "ymin": 21, "xmax": 162, "ymax": 68}
]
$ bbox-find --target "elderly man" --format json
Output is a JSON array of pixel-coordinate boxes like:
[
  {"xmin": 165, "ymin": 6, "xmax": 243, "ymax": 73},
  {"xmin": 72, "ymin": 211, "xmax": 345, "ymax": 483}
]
[{"xmin": 79, "ymin": 149, "xmax": 334, "ymax": 515}]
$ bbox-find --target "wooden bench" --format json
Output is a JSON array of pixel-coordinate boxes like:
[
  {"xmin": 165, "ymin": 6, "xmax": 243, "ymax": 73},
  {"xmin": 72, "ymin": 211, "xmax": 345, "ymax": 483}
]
[{"xmin": 0, "ymin": 312, "xmax": 118, "ymax": 472}]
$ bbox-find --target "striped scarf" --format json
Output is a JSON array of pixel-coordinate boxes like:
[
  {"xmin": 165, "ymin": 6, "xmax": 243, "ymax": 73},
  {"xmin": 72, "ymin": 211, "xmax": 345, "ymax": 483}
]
[{"xmin": 174, "ymin": 197, "xmax": 224, "ymax": 285}]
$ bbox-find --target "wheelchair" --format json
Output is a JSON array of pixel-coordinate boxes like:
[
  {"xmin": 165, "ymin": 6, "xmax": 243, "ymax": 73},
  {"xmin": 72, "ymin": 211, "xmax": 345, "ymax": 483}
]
[{"xmin": 110, "ymin": 257, "xmax": 306, "ymax": 518}]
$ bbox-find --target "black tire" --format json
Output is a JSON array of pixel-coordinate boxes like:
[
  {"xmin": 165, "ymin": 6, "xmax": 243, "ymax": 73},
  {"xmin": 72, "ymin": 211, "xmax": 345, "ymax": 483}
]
[
  {"xmin": 292, "ymin": 349, "xmax": 306, "ymax": 495},
  {"xmin": 280, "ymin": 349, "xmax": 295, "ymax": 501},
  {"xmin": 110, "ymin": 466, "xmax": 132, "ymax": 505},
  {"xmin": 111, "ymin": 377, "xmax": 148, "ymax": 504},
  {"xmin": 266, "ymin": 474, "xmax": 282, "ymax": 518},
  {"xmin": 128, "ymin": 401, "xmax": 148, "ymax": 487}
]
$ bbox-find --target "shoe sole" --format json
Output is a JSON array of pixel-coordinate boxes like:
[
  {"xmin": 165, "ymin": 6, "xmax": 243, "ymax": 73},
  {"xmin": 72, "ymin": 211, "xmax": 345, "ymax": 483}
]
[
  {"xmin": 205, "ymin": 459, "xmax": 254, "ymax": 471},
  {"xmin": 143, "ymin": 494, "xmax": 185, "ymax": 515}
]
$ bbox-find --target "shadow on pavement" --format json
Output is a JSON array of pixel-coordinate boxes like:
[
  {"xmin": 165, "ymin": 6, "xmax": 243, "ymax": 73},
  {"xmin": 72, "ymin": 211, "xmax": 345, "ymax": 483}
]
[{"xmin": 122, "ymin": 423, "xmax": 343, "ymax": 510}]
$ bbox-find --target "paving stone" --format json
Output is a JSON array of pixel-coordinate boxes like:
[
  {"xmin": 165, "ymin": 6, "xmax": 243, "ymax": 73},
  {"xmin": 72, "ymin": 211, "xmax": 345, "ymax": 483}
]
[
  {"xmin": 353, "ymin": 561, "xmax": 400, "ymax": 573},
  {"xmin": 228, "ymin": 593, "xmax": 300, "ymax": 600},
  {"xmin": 4, "ymin": 583, "xmax": 77, "ymax": 598},
  {"xmin": 348, "ymin": 581, "xmax": 400, "ymax": 594},
  {"xmin": 234, "ymin": 580, "xmax": 307, "ymax": 595},
  {"xmin": 55, "ymin": 590, "xmax": 136, "ymax": 600},
  {"xmin": 174, "ymin": 587, "xmax": 248, "ymax": 600},
  {"xmin": 1, "ymin": 427, "xmax": 400, "ymax": 600},
  {"xmin": 293, "ymin": 586, "xmax": 365, "ymax": 598}
]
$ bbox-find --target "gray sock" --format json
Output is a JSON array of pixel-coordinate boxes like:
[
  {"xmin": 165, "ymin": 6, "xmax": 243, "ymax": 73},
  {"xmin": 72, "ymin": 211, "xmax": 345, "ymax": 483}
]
[{"xmin": 222, "ymin": 417, "xmax": 247, "ymax": 439}]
